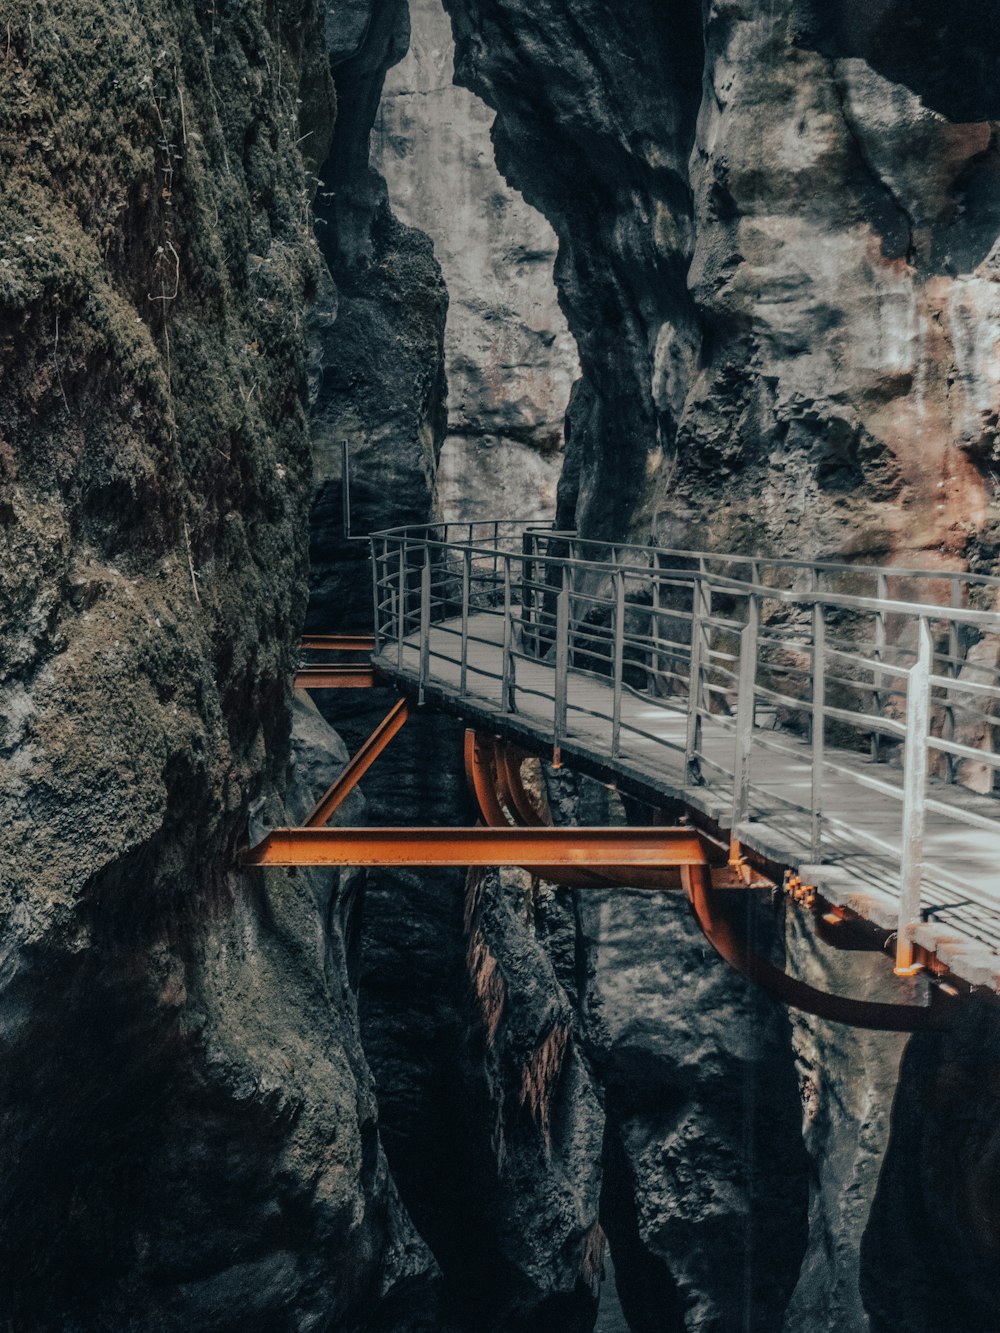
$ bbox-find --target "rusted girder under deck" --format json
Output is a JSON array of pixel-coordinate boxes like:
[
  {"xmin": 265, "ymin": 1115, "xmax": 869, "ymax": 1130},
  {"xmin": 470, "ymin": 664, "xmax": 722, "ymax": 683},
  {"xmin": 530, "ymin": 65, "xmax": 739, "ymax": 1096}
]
[
  {"xmin": 295, "ymin": 665, "xmax": 377, "ymax": 689},
  {"xmin": 300, "ymin": 635, "xmax": 375, "ymax": 653},
  {"xmin": 304, "ymin": 699, "xmax": 409, "ymax": 827},
  {"xmin": 295, "ymin": 634, "xmax": 379, "ymax": 688},
  {"xmin": 464, "ymin": 729, "xmax": 948, "ymax": 1031},
  {"xmin": 239, "ymin": 826, "xmax": 706, "ymax": 876}
]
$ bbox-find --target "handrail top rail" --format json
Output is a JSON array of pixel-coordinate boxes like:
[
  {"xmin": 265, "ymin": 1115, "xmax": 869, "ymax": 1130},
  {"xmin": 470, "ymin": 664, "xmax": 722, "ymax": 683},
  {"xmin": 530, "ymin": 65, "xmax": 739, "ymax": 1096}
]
[
  {"xmin": 371, "ymin": 519, "xmax": 1000, "ymax": 594},
  {"xmin": 371, "ymin": 523, "xmax": 1000, "ymax": 631}
]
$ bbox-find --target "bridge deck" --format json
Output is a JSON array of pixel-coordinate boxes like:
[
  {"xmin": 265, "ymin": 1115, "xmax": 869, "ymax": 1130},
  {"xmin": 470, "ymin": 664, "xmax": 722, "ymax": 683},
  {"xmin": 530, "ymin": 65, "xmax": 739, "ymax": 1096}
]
[{"xmin": 375, "ymin": 614, "xmax": 1000, "ymax": 977}]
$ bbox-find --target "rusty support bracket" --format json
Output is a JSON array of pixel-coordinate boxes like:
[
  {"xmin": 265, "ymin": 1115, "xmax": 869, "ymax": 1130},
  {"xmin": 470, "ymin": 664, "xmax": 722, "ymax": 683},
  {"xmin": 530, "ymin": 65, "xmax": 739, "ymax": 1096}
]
[
  {"xmin": 295, "ymin": 666, "xmax": 376, "ymax": 689},
  {"xmin": 304, "ymin": 698, "xmax": 409, "ymax": 828},
  {"xmin": 300, "ymin": 635, "xmax": 375, "ymax": 653},
  {"xmin": 240, "ymin": 825, "xmax": 709, "ymax": 873},
  {"xmin": 682, "ymin": 862, "xmax": 949, "ymax": 1030}
]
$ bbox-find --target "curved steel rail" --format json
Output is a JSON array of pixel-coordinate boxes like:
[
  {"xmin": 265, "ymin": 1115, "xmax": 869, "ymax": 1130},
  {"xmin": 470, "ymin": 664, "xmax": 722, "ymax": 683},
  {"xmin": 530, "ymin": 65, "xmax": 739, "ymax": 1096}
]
[{"xmin": 465, "ymin": 730, "xmax": 949, "ymax": 1030}]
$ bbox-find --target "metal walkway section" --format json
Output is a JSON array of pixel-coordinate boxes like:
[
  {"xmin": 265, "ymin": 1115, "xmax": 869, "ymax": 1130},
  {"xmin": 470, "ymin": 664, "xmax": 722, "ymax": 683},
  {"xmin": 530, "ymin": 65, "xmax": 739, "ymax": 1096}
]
[{"xmin": 366, "ymin": 521, "xmax": 1000, "ymax": 991}]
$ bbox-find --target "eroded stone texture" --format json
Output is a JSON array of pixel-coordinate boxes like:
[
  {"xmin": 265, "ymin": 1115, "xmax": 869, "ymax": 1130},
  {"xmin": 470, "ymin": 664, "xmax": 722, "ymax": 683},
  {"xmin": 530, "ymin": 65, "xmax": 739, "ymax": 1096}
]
[
  {"xmin": 443, "ymin": 0, "xmax": 1000, "ymax": 570},
  {"xmin": 0, "ymin": 1, "xmax": 434, "ymax": 1326},
  {"xmin": 307, "ymin": 0, "xmax": 448, "ymax": 632},
  {"xmin": 373, "ymin": 0, "xmax": 578, "ymax": 523},
  {"xmin": 860, "ymin": 999, "xmax": 1000, "ymax": 1333},
  {"xmin": 782, "ymin": 911, "xmax": 908, "ymax": 1332}
]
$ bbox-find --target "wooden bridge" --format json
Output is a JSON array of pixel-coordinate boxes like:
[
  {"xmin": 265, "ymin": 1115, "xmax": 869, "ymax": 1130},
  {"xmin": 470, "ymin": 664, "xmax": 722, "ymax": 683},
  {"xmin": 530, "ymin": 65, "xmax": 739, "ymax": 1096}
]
[{"xmin": 243, "ymin": 521, "xmax": 1000, "ymax": 1027}]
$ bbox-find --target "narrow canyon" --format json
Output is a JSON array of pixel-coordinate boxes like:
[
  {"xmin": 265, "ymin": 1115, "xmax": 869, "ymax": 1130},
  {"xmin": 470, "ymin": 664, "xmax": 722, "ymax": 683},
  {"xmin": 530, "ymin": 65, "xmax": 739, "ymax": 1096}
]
[{"xmin": 2, "ymin": 2, "xmax": 1000, "ymax": 1331}]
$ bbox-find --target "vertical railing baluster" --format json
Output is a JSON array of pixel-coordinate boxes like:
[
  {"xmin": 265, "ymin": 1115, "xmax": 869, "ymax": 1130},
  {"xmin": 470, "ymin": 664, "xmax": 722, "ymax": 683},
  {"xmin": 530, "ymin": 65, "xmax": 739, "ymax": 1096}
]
[
  {"xmin": 895, "ymin": 617, "xmax": 932, "ymax": 974},
  {"xmin": 810, "ymin": 601, "xmax": 826, "ymax": 860},
  {"xmin": 502, "ymin": 556, "xmax": 515, "ymax": 713},
  {"xmin": 521, "ymin": 530, "xmax": 535, "ymax": 658},
  {"xmin": 685, "ymin": 573, "xmax": 708, "ymax": 784},
  {"xmin": 460, "ymin": 545, "xmax": 471, "ymax": 698},
  {"xmin": 612, "ymin": 568, "xmax": 625, "ymax": 758},
  {"xmin": 731, "ymin": 593, "xmax": 759, "ymax": 831},
  {"xmin": 554, "ymin": 587, "xmax": 569, "ymax": 764},
  {"xmin": 944, "ymin": 580, "xmax": 962, "ymax": 784},
  {"xmin": 650, "ymin": 554, "xmax": 662, "ymax": 695},
  {"xmin": 369, "ymin": 537, "xmax": 378, "ymax": 649},
  {"xmin": 397, "ymin": 540, "xmax": 406, "ymax": 669},
  {"xmin": 419, "ymin": 543, "xmax": 431, "ymax": 706},
  {"xmin": 872, "ymin": 571, "xmax": 887, "ymax": 762}
]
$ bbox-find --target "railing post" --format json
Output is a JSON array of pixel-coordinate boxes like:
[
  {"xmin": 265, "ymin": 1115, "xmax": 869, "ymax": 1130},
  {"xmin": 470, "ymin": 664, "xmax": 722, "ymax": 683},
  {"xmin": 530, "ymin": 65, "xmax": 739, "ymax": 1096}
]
[
  {"xmin": 371, "ymin": 537, "xmax": 382, "ymax": 652},
  {"xmin": 419, "ymin": 543, "xmax": 431, "ymax": 706},
  {"xmin": 895, "ymin": 616, "xmax": 932, "ymax": 975},
  {"xmin": 944, "ymin": 580, "xmax": 962, "ymax": 784},
  {"xmin": 612, "ymin": 568, "xmax": 625, "ymax": 758},
  {"xmin": 460, "ymin": 545, "xmax": 471, "ymax": 698},
  {"xmin": 685, "ymin": 574, "xmax": 708, "ymax": 784},
  {"xmin": 650, "ymin": 554, "xmax": 663, "ymax": 695},
  {"xmin": 810, "ymin": 601, "xmax": 826, "ymax": 860},
  {"xmin": 730, "ymin": 593, "xmax": 759, "ymax": 831},
  {"xmin": 502, "ymin": 556, "xmax": 515, "ymax": 713},
  {"xmin": 871, "ymin": 571, "xmax": 887, "ymax": 762},
  {"xmin": 554, "ymin": 587, "xmax": 569, "ymax": 762},
  {"xmin": 397, "ymin": 540, "xmax": 406, "ymax": 669},
  {"xmin": 521, "ymin": 530, "xmax": 535, "ymax": 659}
]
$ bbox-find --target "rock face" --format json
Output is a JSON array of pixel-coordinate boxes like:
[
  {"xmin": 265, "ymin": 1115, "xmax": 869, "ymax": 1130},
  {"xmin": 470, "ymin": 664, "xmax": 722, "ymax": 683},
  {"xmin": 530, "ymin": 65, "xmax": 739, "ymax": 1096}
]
[
  {"xmin": 443, "ymin": 0, "xmax": 1000, "ymax": 569},
  {"xmin": 307, "ymin": 0, "xmax": 448, "ymax": 632},
  {"xmin": 0, "ymin": 1, "xmax": 435, "ymax": 1327},
  {"xmin": 372, "ymin": 0, "xmax": 578, "ymax": 524},
  {"xmin": 861, "ymin": 999, "xmax": 1000, "ymax": 1333}
]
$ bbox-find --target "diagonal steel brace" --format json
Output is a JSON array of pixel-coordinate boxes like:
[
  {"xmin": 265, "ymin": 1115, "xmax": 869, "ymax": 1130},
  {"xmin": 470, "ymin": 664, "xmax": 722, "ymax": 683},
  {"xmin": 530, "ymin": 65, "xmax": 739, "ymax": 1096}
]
[{"xmin": 304, "ymin": 698, "xmax": 409, "ymax": 827}]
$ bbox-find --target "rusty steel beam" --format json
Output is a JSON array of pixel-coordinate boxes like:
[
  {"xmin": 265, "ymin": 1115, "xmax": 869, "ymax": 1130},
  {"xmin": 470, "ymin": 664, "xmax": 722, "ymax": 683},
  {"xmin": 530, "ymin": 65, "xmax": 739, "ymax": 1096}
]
[
  {"xmin": 304, "ymin": 699, "xmax": 409, "ymax": 827},
  {"xmin": 300, "ymin": 634, "xmax": 375, "ymax": 652},
  {"xmin": 295, "ymin": 666, "xmax": 376, "ymax": 689},
  {"xmin": 496, "ymin": 743, "xmax": 547, "ymax": 828},
  {"xmin": 463, "ymin": 731, "xmax": 629, "ymax": 887},
  {"xmin": 464, "ymin": 730, "xmax": 511, "ymax": 829},
  {"xmin": 240, "ymin": 826, "xmax": 708, "ymax": 871},
  {"xmin": 466, "ymin": 730, "xmax": 698, "ymax": 890},
  {"xmin": 681, "ymin": 862, "xmax": 948, "ymax": 1030}
]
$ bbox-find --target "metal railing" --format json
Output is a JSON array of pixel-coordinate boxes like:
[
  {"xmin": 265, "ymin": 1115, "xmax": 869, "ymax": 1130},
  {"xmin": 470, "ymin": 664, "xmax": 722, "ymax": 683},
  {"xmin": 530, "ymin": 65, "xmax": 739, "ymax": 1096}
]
[{"xmin": 369, "ymin": 521, "xmax": 1000, "ymax": 968}]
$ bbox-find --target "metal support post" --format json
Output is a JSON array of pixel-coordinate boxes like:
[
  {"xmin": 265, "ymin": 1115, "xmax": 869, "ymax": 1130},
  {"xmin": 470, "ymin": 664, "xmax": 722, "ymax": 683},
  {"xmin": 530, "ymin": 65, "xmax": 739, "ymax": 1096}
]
[
  {"xmin": 810, "ymin": 602, "xmax": 826, "ymax": 860},
  {"xmin": 945, "ymin": 580, "xmax": 962, "ymax": 783},
  {"xmin": 554, "ymin": 587, "xmax": 569, "ymax": 761},
  {"xmin": 730, "ymin": 593, "xmax": 759, "ymax": 831},
  {"xmin": 371, "ymin": 538, "xmax": 383, "ymax": 652},
  {"xmin": 460, "ymin": 545, "xmax": 471, "ymax": 698},
  {"xmin": 419, "ymin": 544, "xmax": 431, "ymax": 706},
  {"xmin": 895, "ymin": 617, "xmax": 932, "ymax": 974},
  {"xmin": 397, "ymin": 541, "xmax": 406, "ymax": 669},
  {"xmin": 502, "ymin": 557, "xmax": 515, "ymax": 713},
  {"xmin": 612, "ymin": 569, "xmax": 625, "ymax": 758},
  {"xmin": 685, "ymin": 575, "xmax": 708, "ymax": 783},
  {"xmin": 871, "ymin": 571, "xmax": 887, "ymax": 761}
]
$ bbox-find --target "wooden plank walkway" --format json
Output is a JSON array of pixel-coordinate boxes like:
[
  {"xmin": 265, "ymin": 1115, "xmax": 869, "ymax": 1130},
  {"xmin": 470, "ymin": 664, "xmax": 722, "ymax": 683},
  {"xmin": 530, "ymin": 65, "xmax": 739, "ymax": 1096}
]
[{"xmin": 374, "ymin": 613, "xmax": 1000, "ymax": 981}]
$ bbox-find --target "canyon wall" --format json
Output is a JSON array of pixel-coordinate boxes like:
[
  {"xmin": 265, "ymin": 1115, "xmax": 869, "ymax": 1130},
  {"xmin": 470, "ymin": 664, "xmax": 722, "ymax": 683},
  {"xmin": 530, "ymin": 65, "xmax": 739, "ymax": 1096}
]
[
  {"xmin": 8, "ymin": 1, "xmax": 1000, "ymax": 1330},
  {"xmin": 443, "ymin": 0, "xmax": 1000, "ymax": 571},
  {"xmin": 372, "ymin": 0, "xmax": 578, "ymax": 523},
  {"xmin": 0, "ymin": 1, "xmax": 438, "ymax": 1327}
]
